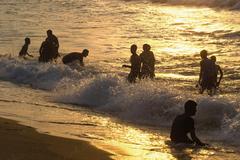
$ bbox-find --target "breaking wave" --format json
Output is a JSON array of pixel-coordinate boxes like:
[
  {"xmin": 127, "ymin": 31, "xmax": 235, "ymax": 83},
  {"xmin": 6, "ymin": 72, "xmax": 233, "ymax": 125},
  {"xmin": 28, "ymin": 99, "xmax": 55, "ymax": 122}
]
[{"xmin": 1, "ymin": 56, "xmax": 240, "ymax": 144}]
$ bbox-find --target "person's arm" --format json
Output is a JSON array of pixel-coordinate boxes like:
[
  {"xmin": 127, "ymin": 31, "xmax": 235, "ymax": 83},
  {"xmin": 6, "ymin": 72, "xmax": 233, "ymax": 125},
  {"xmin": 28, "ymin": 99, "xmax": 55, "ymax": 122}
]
[
  {"xmin": 54, "ymin": 36, "xmax": 59, "ymax": 48},
  {"xmin": 152, "ymin": 52, "xmax": 156, "ymax": 65},
  {"xmin": 122, "ymin": 65, "xmax": 132, "ymax": 68},
  {"xmin": 56, "ymin": 38, "xmax": 59, "ymax": 48},
  {"xmin": 217, "ymin": 66, "xmax": 223, "ymax": 86},
  {"xmin": 18, "ymin": 47, "xmax": 24, "ymax": 57},
  {"xmin": 39, "ymin": 43, "xmax": 43, "ymax": 55},
  {"xmin": 198, "ymin": 62, "xmax": 203, "ymax": 84},
  {"xmin": 26, "ymin": 52, "xmax": 33, "ymax": 57},
  {"xmin": 123, "ymin": 55, "xmax": 137, "ymax": 69},
  {"xmin": 190, "ymin": 130, "xmax": 206, "ymax": 146},
  {"xmin": 189, "ymin": 118, "xmax": 207, "ymax": 146},
  {"xmin": 151, "ymin": 53, "xmax": 156, "ymax": 77},
  {"xmin": 56, "ymin": 52, "xmax": 61, "ymax": 57},
  {"xmin": 80, "ymin": 61, "xmax": 84, "ymax": 67},
  {"xmin": 79, "ymin": 57, "xmax": 84, "ymax": 67}
]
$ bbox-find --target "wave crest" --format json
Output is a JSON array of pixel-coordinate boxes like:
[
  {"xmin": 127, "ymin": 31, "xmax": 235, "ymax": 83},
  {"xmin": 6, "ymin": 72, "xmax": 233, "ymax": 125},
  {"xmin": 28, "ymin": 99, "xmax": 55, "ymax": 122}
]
[{"xmin": 153, "ymin": 0, "xmax": 240, "ymax": 9}]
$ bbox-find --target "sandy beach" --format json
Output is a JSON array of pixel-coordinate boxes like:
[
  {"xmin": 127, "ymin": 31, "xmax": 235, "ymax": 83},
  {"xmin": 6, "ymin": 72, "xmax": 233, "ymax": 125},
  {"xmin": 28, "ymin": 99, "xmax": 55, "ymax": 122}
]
[{"xmin": 0, "ymin": 117, "xmax": 113, "ymax": 160}]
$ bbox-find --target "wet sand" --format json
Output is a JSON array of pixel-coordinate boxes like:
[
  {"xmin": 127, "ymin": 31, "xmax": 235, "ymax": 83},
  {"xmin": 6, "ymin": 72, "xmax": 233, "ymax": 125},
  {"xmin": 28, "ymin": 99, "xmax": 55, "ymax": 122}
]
[{"xmin": 0, "ymin": 117, "xmax": 113, "ymax": 160}]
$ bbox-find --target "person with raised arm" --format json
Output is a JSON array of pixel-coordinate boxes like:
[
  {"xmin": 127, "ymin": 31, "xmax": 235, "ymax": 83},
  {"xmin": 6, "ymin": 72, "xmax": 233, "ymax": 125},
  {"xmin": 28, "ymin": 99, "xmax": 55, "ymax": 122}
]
[{"xmin": 122, "ymin": 44, "xmax": 141, "ymax": 83}]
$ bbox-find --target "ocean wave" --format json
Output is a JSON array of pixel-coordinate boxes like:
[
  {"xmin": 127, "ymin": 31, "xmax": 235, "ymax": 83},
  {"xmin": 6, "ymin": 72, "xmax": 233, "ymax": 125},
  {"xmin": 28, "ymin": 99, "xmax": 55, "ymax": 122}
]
[
  {"xmin": 56, "ymin": 73, "xmax": 240, "ymax": 144},
  {"xmin": 1, "ymin": 56, "xmax": 240, "ymax": 144},
  {"xmin": 0, "ymin": 56, "xmax": 99, "ymax": 90},
  {"xmin": 60, "ymin": 83, "xmax": 240, "ymax": 144},
  {"xmin": 151, "ymin": 0, "xmax": 240, "ymax": 9}
]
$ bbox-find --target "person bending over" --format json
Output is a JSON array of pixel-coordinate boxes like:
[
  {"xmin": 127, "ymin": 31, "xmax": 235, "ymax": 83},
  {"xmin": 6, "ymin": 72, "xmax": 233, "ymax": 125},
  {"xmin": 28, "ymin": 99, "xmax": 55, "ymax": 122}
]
[
  {"xmin": 62, "ymin": 49, "xmax": 89, "ymax": 66},
  {"xmin": 170, "ymin": 100, "xmax": 207, "ymax": 146}
]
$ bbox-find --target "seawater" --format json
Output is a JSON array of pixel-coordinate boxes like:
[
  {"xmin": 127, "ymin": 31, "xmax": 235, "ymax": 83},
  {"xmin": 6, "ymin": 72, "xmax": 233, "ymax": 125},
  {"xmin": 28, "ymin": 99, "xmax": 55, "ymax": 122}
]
[
  {"xmin": 1, "ymin": 0, "xmax": 240, "ymax": 92},
  {"xmin": 0, "ymin": 0, "xmax": 240, "ymax": 159}
]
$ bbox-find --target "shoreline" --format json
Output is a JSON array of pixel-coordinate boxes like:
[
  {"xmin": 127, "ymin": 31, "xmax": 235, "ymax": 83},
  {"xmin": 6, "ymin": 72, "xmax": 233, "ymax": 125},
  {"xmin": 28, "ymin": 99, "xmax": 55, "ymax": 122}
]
[{"xmin": 0, "ymin": 117, "xmax": 113, "ymax": 160}]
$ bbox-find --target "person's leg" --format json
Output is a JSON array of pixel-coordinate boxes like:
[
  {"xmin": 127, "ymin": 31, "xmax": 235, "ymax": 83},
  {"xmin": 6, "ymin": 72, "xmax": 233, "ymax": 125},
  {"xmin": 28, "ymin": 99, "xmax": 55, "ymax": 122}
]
[
  {"xmin": 207, "ymin": 89, "xmax": 213, "ymax": 96},
  {"xmin": 128, "ymin": 73, "xmax": 136, "ymax": 83},
  {"xmin": 199, "ymin": 81, "xmax": 207, "ymax": 94},
  {"xmin": 150, "ymin": 72, "xmax": 155, "ymax": 80},
  {"xmin": 207, "ymin": 78, "xmax": 215, "ymax": 96},
  {"xmin": 199, "ymin": 87, "xmax": 205, "ymax": 94}
]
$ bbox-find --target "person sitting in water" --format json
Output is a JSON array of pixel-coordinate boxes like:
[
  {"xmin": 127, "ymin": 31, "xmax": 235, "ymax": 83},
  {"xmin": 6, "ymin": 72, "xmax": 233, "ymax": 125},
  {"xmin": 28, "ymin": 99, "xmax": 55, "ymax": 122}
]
[
  {"xmin": 139, "ymin": 44, "xmax": 155, "ymax": 79},
  {"xmin": 210, "ymin": 56, "xmax": 223, "ymax": 91},
  {"xmin": 122, "ymin": 44, "xmax": 141, "ymax": 83},
  {"xmin": 170, "ymin": 100, "xmax": 207, "ymax": 146},
  {"xmin": 62, "ymin": 49, "xmax": 89, "ymax": 66},
  {"xmin": 198, "ymin": 50, "xmax": 215, "ymax": 95},
  {"xmin": 19, "ymin": 37, "xmax": 33, "ymax": 59}
]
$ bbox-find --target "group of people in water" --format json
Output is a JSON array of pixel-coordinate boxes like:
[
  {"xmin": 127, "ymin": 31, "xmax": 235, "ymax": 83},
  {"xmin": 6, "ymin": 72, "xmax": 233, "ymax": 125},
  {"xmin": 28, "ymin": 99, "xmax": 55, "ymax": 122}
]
[
  {"xmin": 19, "ymin": 29, "xmax": 89, "ymax": 66},
  {"xmin": 19, "ymin": 30, "xmax": 224, "ymax": 146},
  {"xmin": 123, "ymin": 45, "xmax": 223, "ymax": 96},
  {"xmin": 122, "ymin": 44, "xmax": 155, "ymax": 83},
  {"xmin": 19, "ymin": 30, "xmax": 223, "ymax": 96},
  {"xmin": 121, "ymin": 45, "xmax": 222, "ymax": 146},
  {"xmin": 121, "ymin": 45, "xmax": 223, "ymax": 145}
]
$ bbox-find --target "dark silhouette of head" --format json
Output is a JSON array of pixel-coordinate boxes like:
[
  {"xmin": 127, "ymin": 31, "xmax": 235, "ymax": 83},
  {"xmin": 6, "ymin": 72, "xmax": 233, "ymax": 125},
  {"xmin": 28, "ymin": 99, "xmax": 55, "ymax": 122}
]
[
  {"xmin": 25, "ymin": 37, "xmax": 30, "ymax": 44},
  {"xmin": 47, "ymin": 29, "xmax": 53, "ymax": 37},
  {"xmin": 130, "ymin": 44, "xmax": 137, "ymax": 54},
  {"xmin": 200, "ymin": 50, "xmax": 208, "ymax": 59},
  {"xmin": 143, "ymin": 44, "xmax": 151, "ymax": 52},
  {"xmin": 210, "ymin": 56, "xmax": 216, "ymax": 63},
  {"xmin": 184, "ymin": 100, "xmax": 197, "ymax": 116},
  {"xmin": 82, "ymin": 49, "xmax": 89, "ymax": 57}
]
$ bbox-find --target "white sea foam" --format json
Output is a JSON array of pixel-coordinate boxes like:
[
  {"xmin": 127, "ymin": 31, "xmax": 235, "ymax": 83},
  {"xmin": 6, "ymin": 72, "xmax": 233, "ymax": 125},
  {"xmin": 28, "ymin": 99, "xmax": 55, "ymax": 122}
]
[{"xmin": 61, "ymin": 80, "xmax": 240, "ymax": 143}]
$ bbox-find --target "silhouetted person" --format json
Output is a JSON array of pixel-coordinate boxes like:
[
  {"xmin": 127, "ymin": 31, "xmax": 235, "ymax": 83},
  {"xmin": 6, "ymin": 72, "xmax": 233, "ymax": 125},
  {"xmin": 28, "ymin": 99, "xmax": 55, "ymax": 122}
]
[
  {"xmin": 211, "ymin": 56, "xmax": 223, "ymax": 92},
  {"xmin": 46, "ymin": 29, "xmax": 59, "ymax": 60},
  {"xmin": 39, "ymin": 40, "xmax": 53, "ymax": 62},
  {"xmin": 198, "ymin": 50, "xmax": 215, "ymax": 95},
  {"xmin": 170, "ymin": 100, "xmax": 207, "ymax": 146},
  {"xmin": 19, "ymin": 37, "xmax": 33, "ymax": 59},
  {"xmin": 122, "ymin": 44, "xmax": 141, "ymax": 83},
  {"xmin": 62, "ymin": 49, "xmax": 89, "ymax": 66},
  {"xmin": 139, "ymin": 44, "xmax": 155, "ymax": 79}
]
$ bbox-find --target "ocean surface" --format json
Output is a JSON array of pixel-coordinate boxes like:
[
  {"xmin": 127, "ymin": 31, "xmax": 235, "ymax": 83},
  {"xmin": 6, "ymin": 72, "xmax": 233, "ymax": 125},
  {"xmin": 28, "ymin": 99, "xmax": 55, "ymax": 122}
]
[{"xmin": 0, "ymin": 0, "xmax": 240, "ymax": 159}]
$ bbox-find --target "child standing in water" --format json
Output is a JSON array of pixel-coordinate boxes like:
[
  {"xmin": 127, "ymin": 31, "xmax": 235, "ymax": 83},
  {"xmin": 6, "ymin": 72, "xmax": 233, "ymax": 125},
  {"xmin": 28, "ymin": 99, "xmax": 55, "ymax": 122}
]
[
  {"xmin": 19, "ymin": 37, "xmax": 33, "ymax": 59},
  {"xmin": 210, "ymin": 56, "xmax": 223, "ymax": 94}
]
